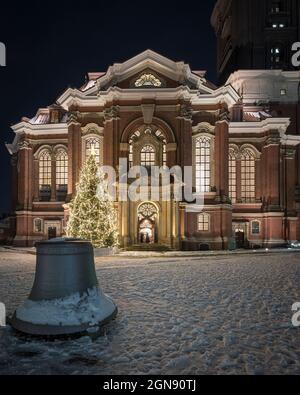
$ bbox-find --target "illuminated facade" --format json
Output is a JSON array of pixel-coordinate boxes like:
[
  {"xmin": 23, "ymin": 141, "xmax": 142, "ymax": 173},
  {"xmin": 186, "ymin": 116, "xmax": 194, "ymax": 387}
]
[{"xmin": 6, "ymin": 50, "xmax": 300, "ymax": 249}]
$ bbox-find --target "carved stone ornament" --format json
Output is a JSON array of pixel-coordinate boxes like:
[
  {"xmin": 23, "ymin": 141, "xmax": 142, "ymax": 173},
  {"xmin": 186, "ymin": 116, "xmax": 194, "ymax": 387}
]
[
  {"xmin": 67, "ymin": 111, "xmax": 81, "ymax": 125},
  {"xmin": 18, "ymin": 140, "xmax": 31, "ymax": 151},
  {"xmin": 104, "ymin": 106, "xmax": 120, "ymax": 121},
  {"xmin": 266, "ymin": 131, "xmax": 281, "ymax": 146},
  {"xmin": 218, "ymin": 108, "xmax": 230, "ymax": 122},
  {"xmin": 179, "ymin": 104, "xmax": 193, "ymax": 120}
]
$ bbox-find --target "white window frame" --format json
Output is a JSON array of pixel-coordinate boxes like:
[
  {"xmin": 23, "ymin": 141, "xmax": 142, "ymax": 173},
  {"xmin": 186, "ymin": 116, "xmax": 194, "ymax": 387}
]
[{"xmin": 197, "ymin": 213, "xmax": 210, "ymax": 232}]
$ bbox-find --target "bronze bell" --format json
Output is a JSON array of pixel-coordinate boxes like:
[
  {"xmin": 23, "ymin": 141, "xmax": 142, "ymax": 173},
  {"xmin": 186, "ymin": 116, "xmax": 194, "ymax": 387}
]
[{"xmin": 11, "ymin": 238, "xmax": 117, "ymax": 336}]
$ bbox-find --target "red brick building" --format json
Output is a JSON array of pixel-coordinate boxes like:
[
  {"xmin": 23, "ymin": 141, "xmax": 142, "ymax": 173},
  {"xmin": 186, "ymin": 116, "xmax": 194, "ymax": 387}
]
[{"xmin": 6, "ymin": 50, "xmax": 300, "ymax": 249}]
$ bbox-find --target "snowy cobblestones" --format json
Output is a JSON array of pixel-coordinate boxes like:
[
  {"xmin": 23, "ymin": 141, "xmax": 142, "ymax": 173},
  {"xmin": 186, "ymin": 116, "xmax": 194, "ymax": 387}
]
[{"xmin": 0, "ymin": 251, "xmax": 300, "ymax": 374}]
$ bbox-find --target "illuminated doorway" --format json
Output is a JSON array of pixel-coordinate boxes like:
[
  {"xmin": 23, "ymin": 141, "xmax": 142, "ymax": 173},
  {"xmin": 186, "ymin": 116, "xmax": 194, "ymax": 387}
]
[{"xmin": 137, "ymin": 203, "xmax": 158, "ymax": 244}]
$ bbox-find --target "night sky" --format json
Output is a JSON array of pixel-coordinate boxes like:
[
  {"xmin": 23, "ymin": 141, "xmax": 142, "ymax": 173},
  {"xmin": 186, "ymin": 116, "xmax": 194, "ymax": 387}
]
[{"xmin": 0, "ymin": 0, "xmax": 216, "ymax": 214}]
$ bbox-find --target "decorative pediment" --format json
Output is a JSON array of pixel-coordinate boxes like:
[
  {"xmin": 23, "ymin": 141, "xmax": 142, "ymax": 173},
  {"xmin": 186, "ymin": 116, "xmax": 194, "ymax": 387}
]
[
  {"xmin": 56, "ymin": 50, "xmax": 240, "ymax": 110},
  {"xmin": 85, "ymin": 50, "xmax": 212, "ymax": 93}
]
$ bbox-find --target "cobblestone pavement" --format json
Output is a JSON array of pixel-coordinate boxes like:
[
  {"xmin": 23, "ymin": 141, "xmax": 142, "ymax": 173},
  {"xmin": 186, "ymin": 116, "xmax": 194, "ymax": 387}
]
[{"xmin": 0, "ymin": 250, "xmax": 300, "ymax": 375}]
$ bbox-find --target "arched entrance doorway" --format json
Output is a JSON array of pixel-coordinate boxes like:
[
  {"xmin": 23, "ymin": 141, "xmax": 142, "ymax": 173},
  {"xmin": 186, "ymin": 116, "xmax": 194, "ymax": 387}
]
[
  {"xmin": 232, "ymin": 222, "xmax": 248, "ymax": 249},
  {"xmin": 137, "ymin": 203, "xmax": 158, "ymax": 244}
]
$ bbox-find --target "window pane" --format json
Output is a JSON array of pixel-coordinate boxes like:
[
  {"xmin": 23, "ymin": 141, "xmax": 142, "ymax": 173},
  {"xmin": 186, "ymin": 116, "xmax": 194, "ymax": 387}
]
[
  {"xmin": 39, "ymin": 151, "xmax": 51, "ymax": 187},
  {"xmin": 198, "ymin": 213, "xmax": 210, "ymax": 231},
  {"xmin": 229, "ymin": 151, "xmax": 237, "ymax": 204},
  {"xmin": 56, "ymin": 150, "xmax": 68, "ymax": 186},
  {"xmin": 86, "ymin": 138, "xmax": 101, "ymax": 165},
  {"xmin": 141, "ymin": 145, "xmax": 156, "ymax": 167},
  {"xmin": 241, "ymin": 149, "xmax": 256, "ymax": 203},
  {"xmin": 195, "ymin": 136, "xmax": 211, "ymax": 193}
]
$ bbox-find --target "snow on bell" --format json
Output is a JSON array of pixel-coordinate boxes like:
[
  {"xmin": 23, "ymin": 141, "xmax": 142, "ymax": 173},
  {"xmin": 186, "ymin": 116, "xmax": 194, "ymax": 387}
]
[{"xmin": 11, "ymin": 238, "xmax": 117, "ymax": 336}]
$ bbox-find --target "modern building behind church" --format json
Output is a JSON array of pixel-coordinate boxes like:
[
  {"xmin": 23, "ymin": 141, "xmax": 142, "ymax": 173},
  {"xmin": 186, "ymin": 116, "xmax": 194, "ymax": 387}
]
[{"xmin": 5, "ymin": 1, "xmax": 300, "ymax": 250}]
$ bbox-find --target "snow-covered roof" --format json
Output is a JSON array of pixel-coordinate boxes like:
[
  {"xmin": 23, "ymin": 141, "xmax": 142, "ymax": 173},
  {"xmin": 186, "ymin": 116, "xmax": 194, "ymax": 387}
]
[
  {"xmin": 29, "ymin": 109, "xmax": 50, "ymax": 125},
  {"xmin": 243, "ymin": 110, "xmax": 272, "ymax": 122}
]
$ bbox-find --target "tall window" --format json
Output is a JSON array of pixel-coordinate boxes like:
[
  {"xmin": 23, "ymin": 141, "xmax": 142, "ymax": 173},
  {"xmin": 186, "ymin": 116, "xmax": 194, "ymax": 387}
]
[
  {"xmin": 197, "ymin": 213, "xmax": 210, "ymax": 232},
  {"xmin": 85, "ymin": 138, "xmax": 100, "ymax": 165},
  {"xmin": 195, "ymin": 136, "xmax": 211, "ymax": 193},
  {"xmin": 56, "ymin": 150, "xmax": 68, "ymax": 187},
  {"xmin": 39, "ymin": 151, "xmax": 51, "ymax": 187},
  {"xmin": 241, "ymin": 149, "xmax": 256, "ymax": 203},
  {"xmin": 229, "ymin": 150, "xmax": 237, "ymax": 204},
  {"xmin": 129, "ymin": 144, "xmax": 133, "ymax": 168},
  {"xmin": 163, "ymin": 143, "xmax": 167, "ymax": 166},
  {"xmin": 141, "ymin": 145, "xmax": 156, "ymax": 167}
]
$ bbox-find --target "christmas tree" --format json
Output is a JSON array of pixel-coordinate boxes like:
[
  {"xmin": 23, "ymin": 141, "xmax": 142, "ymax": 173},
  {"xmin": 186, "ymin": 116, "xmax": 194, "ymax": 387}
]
[{"xmin": 66, "ymin": 153, "xmax": 119, "ymax": 248}]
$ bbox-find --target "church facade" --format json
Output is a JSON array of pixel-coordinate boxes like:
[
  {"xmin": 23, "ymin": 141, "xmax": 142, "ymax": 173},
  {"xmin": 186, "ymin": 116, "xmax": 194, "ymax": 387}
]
[{"xmin": 6, "ymin": 50, "xmax": 300, "ymax": 249}]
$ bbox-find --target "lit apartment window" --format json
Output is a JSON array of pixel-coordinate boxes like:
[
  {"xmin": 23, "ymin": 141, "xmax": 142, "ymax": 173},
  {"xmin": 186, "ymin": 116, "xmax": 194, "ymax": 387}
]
[
  {"xmin": 271, "ymin": 46, "xmax": 283, "ymax": 66},
  {"xmin": 229, "ymin": 150, "xmax": 237, "ymax": 204},
  {"xmin": 241, "ymin": 149, "xmax": 256, "ymax": 203},
  {"xmin": 195, "ymin": 136, "xmax": 211, "ymax": 193},
  {"xmin": 272, "ymin": 23, "xmax": 285, "ymax": 28},
  {"xmin": 197, "ymin": 213, "xmax": 210, "ymax": 232}
]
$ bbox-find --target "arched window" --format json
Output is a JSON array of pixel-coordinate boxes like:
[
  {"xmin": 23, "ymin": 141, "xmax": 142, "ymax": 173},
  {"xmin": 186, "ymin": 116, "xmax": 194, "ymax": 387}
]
[
  {"xmin": 195, "ymin": 136, "xmax": 211, "ymax": 193},
  {"xmin": 197, "ymin": 213, "xmax": 210, "ymax": 232},
  {"xmin": 141, "ymin": 145, "xmax": 156, "ymax": 167},
  {"xmin": 128, "ymin": 128, "xmax": 167, "ymax": 168},
  {"xmin": 39, "ymin": 151, "xmax": 51, "ymax": 187},
  {"xmin": 229, "ymin": 149, "xmax": 237, "ymax": 204},
  {"xmin": 39, "ymin": 150, "xmax": 52, "ymax": 201},
  {"xmin": 241, "ymin": 149, "xmax": 256, "ymax": 203},
  {"xmin": 56, "ymin": 149, "xmax": 68, "ymax": 201},
  {"xmin": 56, "ymin": 150, "xmax": 68, "ymax": 187},
  {"xmin": 85, "ymin": 137, "xmax": 101, "ymax": 165}
]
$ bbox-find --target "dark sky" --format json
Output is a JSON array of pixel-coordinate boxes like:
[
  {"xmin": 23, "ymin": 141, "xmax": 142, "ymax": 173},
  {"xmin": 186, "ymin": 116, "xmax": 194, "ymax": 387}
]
[{"xmin": 0, "ymin": 0, "xmax": 217, "ymax": 214}]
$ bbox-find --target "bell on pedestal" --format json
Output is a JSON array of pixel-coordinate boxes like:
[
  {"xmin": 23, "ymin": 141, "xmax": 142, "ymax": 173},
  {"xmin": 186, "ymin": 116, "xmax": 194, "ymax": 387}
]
[{"xmin": 11, "ymin": 238, "xmax": 117, "ymax": 336}]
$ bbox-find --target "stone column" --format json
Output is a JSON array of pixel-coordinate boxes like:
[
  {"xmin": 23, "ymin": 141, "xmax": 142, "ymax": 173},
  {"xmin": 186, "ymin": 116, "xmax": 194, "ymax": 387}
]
[
  {"xmin": 255, "ymin": 158, "xmax": 262, "ymax": 202},
  {"xmin": 236, "ymin": 158, "xmax": 242, "ymax": 202},
  {"xmin": 283, "ymin": 147, "xmax": 297, "ymax": 215},
  {"xmin": 104, "ymin": 106, "xmax": 120, "ymax": 168},
  {"xmin": 17, "ymin": 141, "xmax": 33, "ymax": 210},
  {"xmin": 177, "ymin": 104, "xmax": 193, "ymax": 169},
  {"xmin": 51, "ymin": 152, "xmax": 57, "ymax": 202},
  {"xmin": 262, "ymin": 133, "xmax": 281, "ymax": 210},
  {"xmin": 33, "ymin": 158, "xmax": 39, "ymax": 202},
  {"xmin": 67, "ymin": 113, "xmax": 82, "ymax": 199},
  {"xmin": 11, "ymin": 155, "xmax": 18, "ymax": 211},
  {"xmin": 214, "ymin": 119, "xmax": 229, "ymax": 200}
]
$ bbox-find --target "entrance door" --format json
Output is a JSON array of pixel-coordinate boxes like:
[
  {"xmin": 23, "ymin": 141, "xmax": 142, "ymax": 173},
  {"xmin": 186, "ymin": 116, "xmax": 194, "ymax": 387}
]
[
  {"xmin": 235, "ymin": 230, "xmax": 245, "ymax": 248},
  {"xmin": 137, "ymin": 203, "xmax": 158, "ymax": 244},
  {"xmin": 139, "ymin": 219, "xmax": 154, "ymax": 244},
  {"xmin": 232, "ymin": 222, "xmax": 248, "ymax": 249},
  {"xmin": 48, "ymin": 227, "xmax": 57, "ymax": 240}
]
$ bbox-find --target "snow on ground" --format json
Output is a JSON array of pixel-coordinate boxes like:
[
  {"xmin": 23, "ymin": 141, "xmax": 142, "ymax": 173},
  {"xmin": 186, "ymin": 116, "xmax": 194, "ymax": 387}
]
[{"xmin": 0, "ymin": 250, "xmax": 300, "ymax": 375}]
